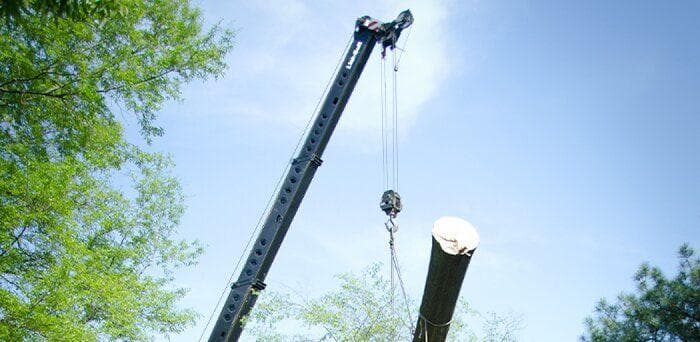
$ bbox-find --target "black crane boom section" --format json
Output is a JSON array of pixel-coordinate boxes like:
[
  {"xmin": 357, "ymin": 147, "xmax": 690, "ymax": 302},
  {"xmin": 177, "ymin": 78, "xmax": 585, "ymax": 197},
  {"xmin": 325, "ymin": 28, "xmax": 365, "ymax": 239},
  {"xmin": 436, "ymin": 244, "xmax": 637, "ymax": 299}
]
[{"xmin": 209, "ymin": 10, "xmax": 413, "ymax": 341}]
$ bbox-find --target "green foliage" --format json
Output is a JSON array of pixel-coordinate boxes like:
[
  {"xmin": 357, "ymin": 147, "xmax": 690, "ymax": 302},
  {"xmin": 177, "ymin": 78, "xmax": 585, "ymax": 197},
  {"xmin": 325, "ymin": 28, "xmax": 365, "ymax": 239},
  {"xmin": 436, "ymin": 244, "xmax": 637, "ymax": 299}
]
[
  {"xmin": 243, "ymin": 264, "xmax": 523, "ymax": 341},
  {"xmin": 1, "ymin": 0, "xmax": 121, "ymax": 23},
  {"xmin": 581, "ymin": 244, "xmax": 700, "ymax": 342},
  {"xmin": 0, "ymin": 1, "xmax": 233, "ymax": 340}
]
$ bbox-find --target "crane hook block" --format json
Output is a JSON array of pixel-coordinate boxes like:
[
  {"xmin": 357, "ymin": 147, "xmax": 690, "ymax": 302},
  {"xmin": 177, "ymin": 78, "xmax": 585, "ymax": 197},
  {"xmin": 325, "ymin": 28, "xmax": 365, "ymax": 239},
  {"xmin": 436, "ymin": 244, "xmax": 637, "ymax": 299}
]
[{"xmin": 380, "ymin": 190, "xmax": 402, "ymax": 218}]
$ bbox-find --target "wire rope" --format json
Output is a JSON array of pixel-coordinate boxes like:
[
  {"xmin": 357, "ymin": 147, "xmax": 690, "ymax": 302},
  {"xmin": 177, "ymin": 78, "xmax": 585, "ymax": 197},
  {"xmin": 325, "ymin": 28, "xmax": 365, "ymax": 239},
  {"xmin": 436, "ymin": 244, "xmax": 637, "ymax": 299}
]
[
  {"xmin": 380, "ymin": 56, "xmax": 388, "ymax": 191},
  {"xmin": 381, "ymin": 33, "xmax": 415, "ymax": 335},
  {"xmin": 392, "ymin": 49, "xmax": 399, "ymax": 191},
  {"xmin": 390, "ymin": 231, "xmax": 415, "ymax": 332}
]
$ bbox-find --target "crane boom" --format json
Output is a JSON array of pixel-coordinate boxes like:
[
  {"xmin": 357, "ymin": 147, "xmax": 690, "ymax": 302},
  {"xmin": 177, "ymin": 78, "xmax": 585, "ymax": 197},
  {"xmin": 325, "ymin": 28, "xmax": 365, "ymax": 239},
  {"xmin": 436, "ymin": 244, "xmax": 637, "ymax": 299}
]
[{"xmin": 208, "ymin": 10, "xmax": 413, "ymax": 341}]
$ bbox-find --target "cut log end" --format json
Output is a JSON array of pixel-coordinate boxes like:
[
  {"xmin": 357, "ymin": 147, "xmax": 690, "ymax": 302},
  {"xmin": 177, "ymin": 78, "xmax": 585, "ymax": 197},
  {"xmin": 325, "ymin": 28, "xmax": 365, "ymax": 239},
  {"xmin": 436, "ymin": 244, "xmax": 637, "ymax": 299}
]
[{"xmin": 431, "ymin": 216, "xmax": 480, "ymax": 255}]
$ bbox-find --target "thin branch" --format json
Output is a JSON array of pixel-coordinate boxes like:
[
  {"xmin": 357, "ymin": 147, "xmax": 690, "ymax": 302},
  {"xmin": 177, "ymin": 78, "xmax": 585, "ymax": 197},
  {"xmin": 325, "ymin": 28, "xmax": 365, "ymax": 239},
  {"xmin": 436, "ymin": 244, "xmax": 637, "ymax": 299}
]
[
  {"xmin": 0, "ymin": 60, "xmax": 60, "ymax": 88},
  {"xmin": 95, "ymin": 67, "xmax": 176, "ymax": 94},
  {"xmin": 0, "ymin": 225, "xmax": 29, "ymax": 258},
  {"xmin": 0, "ymin": 88, "xmax": 70, "ymax": 99}
]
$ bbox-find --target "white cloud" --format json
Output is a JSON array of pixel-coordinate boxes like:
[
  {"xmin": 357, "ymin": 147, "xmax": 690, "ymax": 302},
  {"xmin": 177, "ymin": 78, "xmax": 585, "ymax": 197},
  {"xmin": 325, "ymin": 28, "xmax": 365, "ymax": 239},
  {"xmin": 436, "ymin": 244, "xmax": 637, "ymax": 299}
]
[
  {"xmin": 342, "ymin": 1, "xmax": 455, "ymax": 134},
  {"xmin": 216, "ymin": 1, "xmax": 463, "ymax": 148}
]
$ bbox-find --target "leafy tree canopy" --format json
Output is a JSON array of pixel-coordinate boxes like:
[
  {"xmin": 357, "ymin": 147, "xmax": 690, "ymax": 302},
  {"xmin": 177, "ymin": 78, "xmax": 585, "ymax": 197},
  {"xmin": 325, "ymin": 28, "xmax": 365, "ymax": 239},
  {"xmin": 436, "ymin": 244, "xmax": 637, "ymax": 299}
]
[
  {"xmin": 0, "ymin": 0, "xmax": 233, "ymax": 340},
  {"xmin": 1, "ymin": 0, "xmax": 120, "ymax": 22},
  {"xmin": 243, "ymin": 264, "xmax": 523, "ymax": 341},
  {"xmin": 581, "ymin": 244, "xmax": 700, "ymax": 342}
]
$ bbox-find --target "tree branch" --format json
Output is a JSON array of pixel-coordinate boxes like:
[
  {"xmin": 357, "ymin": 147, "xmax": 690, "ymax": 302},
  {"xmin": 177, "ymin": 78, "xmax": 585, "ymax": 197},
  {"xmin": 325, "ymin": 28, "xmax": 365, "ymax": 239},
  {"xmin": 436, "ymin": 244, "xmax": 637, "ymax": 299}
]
[
  {"xmin": 0, "ymin": 88, "xmax": 70, "ymax": 99},
  {"xmin": 0, "ymin": 225, "xmax": 29, "ymax": 258}
]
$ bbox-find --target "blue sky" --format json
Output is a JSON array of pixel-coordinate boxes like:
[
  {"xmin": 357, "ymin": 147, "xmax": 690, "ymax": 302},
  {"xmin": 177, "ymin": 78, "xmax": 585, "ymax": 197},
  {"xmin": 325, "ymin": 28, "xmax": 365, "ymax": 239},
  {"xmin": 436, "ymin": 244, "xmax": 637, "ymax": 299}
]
[{"xmin": 132, "ymin": 1, "xmax": 699, "ymax": 340}]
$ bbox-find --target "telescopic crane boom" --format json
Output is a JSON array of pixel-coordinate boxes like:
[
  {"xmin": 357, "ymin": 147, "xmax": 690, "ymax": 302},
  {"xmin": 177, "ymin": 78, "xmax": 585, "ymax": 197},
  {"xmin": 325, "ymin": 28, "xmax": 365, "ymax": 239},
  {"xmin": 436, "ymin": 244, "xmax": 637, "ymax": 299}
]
[{"xmin": 209, "ymin": 10, "xmax": 413, "ymax": 341}]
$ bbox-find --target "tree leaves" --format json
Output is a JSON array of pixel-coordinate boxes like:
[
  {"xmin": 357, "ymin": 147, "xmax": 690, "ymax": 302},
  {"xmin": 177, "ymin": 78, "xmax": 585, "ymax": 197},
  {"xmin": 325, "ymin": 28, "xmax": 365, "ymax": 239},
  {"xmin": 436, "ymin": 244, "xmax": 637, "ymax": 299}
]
[
  {"xmin": 0, "ymin": 1, "xmax": 233, "ymax": 340},
  {"xmin": 0, "ymin": 0, "xmax": 122, "ymax": 25},
  {"xmin": 244, "ymin": 263, "xmax": 523, "ymax": 341},
  {"xmin": 581, "ymin": 244, "xmax": 700, "ymax": 342}
]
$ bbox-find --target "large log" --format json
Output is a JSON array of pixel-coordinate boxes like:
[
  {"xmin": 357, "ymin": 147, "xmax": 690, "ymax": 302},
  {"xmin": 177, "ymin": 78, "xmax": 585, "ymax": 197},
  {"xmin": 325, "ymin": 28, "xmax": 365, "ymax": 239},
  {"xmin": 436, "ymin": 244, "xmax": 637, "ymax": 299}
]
[{"xmin": 412, "ymin": 216, "xmax": 480, "ymax": 342}]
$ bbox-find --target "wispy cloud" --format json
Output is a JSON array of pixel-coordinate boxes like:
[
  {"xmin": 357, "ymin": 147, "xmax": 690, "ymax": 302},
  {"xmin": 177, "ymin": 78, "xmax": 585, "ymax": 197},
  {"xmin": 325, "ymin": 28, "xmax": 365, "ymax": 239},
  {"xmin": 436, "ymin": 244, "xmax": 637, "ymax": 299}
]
[{"xmin": 209, "ymin": 1, "xmax": 463, "ymax": 149}]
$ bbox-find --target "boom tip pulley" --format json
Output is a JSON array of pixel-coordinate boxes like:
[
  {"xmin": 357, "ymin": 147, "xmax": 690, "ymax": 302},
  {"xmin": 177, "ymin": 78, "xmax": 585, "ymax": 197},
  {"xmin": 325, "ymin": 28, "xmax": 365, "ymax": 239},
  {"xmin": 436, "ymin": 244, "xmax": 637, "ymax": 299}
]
[{"xmin": 357, "ymin": 9, "xmax": 414, "ymax": 58}]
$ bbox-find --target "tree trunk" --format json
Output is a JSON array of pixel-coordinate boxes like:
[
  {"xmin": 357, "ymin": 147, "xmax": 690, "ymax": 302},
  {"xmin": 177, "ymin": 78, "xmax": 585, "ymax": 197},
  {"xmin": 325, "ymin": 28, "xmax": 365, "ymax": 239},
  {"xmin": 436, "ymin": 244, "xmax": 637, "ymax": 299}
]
[{"xmin": 413, "ymin": 216, "xmax": 479, "ymax": 342}]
